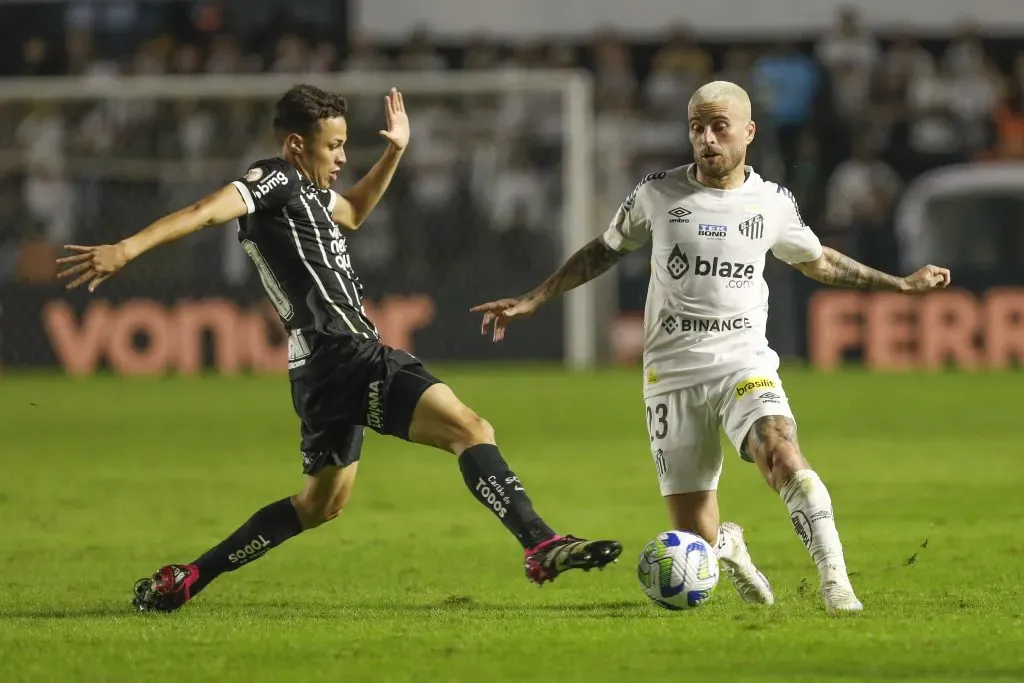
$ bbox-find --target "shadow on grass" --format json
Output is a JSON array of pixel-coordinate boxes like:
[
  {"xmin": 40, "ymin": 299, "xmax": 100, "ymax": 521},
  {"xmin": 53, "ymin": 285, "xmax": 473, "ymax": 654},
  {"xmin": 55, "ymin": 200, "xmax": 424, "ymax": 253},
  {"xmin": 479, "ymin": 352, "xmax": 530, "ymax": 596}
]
[
  {"xmin": 3, "ymin": 598, "xmax": 658, "ymax": 620},
  {"xmin": 221, "ymin": 596, "xmax": 655, "ymax": 618},
  {"xmin": 2, "ymin": 604, "xmax": 130, "ymax": 619}
]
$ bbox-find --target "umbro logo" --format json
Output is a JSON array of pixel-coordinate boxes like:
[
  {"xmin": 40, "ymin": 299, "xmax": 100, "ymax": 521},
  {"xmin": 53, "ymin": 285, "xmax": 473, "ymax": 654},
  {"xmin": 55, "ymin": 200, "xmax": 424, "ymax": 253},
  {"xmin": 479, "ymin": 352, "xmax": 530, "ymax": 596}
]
[
  {"xmin": 668, "ymin": 207, "xmax": 691, "ymax": 223},
  {"xmin": 760, "ymin": 392, "xmax": 782, "ymax": 404}
]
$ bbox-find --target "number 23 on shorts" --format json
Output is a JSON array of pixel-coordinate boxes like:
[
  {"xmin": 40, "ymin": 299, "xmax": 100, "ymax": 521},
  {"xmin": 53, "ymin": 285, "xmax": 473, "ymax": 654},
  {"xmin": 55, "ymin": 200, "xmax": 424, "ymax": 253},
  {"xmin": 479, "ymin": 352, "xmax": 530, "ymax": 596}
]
[{"xmin": 646, "ymin": 401, "xmax": 668, "ymax": 441}]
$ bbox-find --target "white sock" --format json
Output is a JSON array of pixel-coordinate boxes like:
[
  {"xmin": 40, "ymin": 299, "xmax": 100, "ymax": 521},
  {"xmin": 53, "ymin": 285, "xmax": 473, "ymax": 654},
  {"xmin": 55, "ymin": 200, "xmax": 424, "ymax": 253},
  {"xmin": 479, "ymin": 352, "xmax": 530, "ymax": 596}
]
[{"xmin": 779, "ymin": 470, "xmax": 848, "ymax": 583}]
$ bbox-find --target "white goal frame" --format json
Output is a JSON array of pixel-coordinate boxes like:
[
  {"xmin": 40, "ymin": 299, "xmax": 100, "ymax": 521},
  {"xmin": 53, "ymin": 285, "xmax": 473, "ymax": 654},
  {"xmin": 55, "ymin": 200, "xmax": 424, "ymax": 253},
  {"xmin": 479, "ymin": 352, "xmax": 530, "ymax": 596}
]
[{"xmin": 0, "ymin": 70, "xmax": 599, "ymax": 368}]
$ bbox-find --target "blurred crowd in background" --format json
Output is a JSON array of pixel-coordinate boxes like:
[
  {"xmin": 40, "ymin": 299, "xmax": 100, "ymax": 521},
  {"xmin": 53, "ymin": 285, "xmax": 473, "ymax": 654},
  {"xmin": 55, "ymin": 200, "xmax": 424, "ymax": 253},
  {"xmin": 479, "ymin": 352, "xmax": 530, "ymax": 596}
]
[{"xmin": 2, "ymin": 1, "xmax": 1024, "ymax": 298}]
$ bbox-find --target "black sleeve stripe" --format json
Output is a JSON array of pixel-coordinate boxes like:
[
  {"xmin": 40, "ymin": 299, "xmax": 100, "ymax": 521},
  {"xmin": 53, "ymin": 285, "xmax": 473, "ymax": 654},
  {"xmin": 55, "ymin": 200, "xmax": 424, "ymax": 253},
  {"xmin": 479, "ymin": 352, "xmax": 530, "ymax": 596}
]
[
  {"xmin": 623, "ymin": 170, "xmax": 668, "ymax": 211},
  {"xmin": 776, "ymin": 184, "xmax": 807, "ymax": 227}
]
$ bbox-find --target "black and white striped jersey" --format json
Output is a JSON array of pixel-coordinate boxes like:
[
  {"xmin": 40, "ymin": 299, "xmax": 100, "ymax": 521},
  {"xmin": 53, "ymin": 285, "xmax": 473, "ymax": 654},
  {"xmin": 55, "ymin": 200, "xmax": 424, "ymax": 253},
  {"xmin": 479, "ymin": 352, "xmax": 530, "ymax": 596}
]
[{"xmin": 231, "ymin": 156, "xmax": 378, "ymax": 376}]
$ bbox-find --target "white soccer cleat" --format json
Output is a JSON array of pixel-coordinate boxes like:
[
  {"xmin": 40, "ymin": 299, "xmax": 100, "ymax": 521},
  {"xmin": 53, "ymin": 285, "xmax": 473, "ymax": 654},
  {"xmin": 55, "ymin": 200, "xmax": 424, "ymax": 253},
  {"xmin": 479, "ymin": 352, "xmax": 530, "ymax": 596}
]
[
  {"xmin": 820, "ymin": 566, "xmax": 863, "ymax": 614},
  {"xmin": 716, "ymin": 522, "xmax": 775, "ymax": 605}
]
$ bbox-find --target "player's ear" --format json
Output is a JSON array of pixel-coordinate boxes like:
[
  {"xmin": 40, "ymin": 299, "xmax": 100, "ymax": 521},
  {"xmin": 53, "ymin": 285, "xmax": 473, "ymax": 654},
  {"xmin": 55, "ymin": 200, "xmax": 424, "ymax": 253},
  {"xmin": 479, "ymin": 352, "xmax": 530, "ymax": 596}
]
[
  {"xmin": 285, "ymin": 132, "xmax": 304, "ymax": 155},
  {"xmin": 746, "ymin": 119, "xmax": 756, "ymax": 145}
]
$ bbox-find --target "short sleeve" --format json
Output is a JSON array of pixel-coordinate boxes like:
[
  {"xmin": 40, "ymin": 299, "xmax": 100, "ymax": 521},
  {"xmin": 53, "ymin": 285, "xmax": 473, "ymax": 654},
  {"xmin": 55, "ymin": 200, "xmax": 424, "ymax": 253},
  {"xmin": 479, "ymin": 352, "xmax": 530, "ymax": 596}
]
[
  {"xmin": 231, "ymin": 159, "xmax": 296, "ymax": 214},
  {"xmin": 601, "ymin": 178, "xmax": 654, "ymax": 252},
  {"xmin": 770, "ymin": 186, "xmax": 823, "ymax": 265}
]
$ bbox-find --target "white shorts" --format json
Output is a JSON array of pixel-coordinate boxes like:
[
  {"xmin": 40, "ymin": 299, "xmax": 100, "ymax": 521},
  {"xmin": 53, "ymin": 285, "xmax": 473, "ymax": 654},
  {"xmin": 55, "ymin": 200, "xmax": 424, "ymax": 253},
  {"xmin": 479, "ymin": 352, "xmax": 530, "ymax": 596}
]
[{"xmin": 644, "ymin": 368, "xmax": 795, "ymax": 496}]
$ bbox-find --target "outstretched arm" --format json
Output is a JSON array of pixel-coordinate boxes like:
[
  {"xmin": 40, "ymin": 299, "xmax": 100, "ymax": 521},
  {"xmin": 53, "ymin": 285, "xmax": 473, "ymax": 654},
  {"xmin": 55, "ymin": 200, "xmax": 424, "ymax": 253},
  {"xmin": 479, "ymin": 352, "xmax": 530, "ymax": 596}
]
[
  {"xmin": 529, "ymin": 236, "xmax": 625, "ymax": 303},
  {"xmin": 791, "ymin": 246, "xmax": 950, "ymax": 293},
  {"xmin": 470, "ymin": 236, "xmax": 626, "ymax": 341},
  {"xmin": 473, "ymin": 171, "xmax": 653, "ymax": 342},
  {"xmin": 57, "ymin": 183, "xmax": 248, "ymax": 292}
]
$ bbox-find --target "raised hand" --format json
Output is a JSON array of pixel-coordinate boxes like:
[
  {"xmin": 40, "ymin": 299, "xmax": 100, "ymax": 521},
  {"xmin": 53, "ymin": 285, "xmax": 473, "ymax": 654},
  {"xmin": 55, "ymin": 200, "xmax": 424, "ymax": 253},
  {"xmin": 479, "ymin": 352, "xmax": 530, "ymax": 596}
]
[
  {"xmin": 379, "ymin": 87, "xmax": 409, "ymax": 151},
  {"xmin": 55, "ymin": 243, "xmax": 130, "ymax": 292}
]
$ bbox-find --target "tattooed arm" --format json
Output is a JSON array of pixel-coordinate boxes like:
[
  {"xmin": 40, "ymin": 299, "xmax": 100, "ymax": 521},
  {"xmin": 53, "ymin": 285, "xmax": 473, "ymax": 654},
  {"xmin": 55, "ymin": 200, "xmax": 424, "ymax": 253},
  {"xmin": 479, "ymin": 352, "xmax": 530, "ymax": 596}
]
[
  {"xmin": 527, "ymin": 237, "xmax": 625, "ymax": 302},
  {"xmin": 792, "ymin": 246, "xmax": 951, "ymax": 293},
  {"xmin": 470, "ymin": 237, "xmax": 626, "ymax": 342},
  {"xmin": 792, "ymin": 246, "xmax": 907, "ymax": 291},
  {"xmin": 473, "ymin": 169, "xmax": 656, "ymax": 342}
]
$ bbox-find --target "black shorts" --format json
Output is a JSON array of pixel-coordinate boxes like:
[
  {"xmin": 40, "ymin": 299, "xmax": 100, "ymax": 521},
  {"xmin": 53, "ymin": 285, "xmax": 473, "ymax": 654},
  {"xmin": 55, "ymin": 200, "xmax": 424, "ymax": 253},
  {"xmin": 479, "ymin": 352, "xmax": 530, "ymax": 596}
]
[{"xmin": 290, "ymin": 338, "xmax": 441, "ymax": 475}]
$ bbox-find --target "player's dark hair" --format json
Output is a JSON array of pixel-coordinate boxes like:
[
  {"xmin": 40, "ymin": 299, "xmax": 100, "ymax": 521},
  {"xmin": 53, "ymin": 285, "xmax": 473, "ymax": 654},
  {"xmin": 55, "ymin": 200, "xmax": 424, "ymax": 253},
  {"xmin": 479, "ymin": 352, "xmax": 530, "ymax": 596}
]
[{"xmin": 273, "ymin": 84, "xmax": 348, "ymax": 140}]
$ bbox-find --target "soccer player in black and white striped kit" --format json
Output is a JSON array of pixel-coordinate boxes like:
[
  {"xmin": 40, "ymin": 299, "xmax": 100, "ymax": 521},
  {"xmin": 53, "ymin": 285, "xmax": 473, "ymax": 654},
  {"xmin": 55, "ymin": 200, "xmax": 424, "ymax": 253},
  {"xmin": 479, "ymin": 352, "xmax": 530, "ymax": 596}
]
[{"xmin": 57, "ymin": 84, "xmax": 622, "ymax": 612}]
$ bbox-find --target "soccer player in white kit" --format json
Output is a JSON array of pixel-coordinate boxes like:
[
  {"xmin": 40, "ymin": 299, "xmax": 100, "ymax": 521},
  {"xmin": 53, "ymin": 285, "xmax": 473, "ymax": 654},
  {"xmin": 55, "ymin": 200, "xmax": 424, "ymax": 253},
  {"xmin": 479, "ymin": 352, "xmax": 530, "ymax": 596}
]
[{"xmin": 472, "ymin": 81, "xmax": 951, "ymax": 613}]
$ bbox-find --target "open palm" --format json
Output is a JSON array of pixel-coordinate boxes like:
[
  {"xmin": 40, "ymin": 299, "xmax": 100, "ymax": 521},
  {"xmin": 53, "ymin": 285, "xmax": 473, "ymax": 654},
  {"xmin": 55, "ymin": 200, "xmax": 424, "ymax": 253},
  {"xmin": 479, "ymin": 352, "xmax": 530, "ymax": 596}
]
[
  {"xmin": 379, "ymin": 87, "xmax": 409, "ymax": 151},
  {"xmin": 56, "ymin": 243, "xmax": 130, "ymax": 292}
]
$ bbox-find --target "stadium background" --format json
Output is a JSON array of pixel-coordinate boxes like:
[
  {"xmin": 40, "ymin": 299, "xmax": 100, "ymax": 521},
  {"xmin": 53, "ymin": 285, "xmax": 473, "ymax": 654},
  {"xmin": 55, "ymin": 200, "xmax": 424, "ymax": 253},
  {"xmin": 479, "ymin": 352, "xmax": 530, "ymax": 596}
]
[
  {"xmin": 2, "ymin": 0, "xmax": 1023, "ymax": 372},
  {"xmin": 2, "ymin": 3, "xmax": 1023, "ymax": 682}
]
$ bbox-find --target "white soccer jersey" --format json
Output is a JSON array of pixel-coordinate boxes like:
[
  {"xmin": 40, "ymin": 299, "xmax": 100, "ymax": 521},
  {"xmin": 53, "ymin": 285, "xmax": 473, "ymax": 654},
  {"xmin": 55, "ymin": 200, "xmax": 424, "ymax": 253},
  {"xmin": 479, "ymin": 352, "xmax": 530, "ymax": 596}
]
[{"xmin": 601, "ymin": 164, "xmax": 823, "ymax": 397}]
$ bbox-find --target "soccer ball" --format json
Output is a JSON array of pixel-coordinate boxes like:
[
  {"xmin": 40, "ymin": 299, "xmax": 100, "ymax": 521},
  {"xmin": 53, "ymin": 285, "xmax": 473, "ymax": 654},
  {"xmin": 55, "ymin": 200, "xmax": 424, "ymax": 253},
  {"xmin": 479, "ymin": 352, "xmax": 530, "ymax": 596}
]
[{"xmin": 637, "ymin": 530, "xmax": 720, "ymax": 610}]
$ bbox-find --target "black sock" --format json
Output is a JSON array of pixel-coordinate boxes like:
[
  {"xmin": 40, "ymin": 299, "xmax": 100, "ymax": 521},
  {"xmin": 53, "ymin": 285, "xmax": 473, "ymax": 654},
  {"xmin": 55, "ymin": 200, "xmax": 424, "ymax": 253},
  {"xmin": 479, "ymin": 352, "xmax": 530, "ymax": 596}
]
[
  {"xmin": 458, "ymin": 444, "xmax": 556, "ymax": 549},
  {"xmin": 190, "ymin": 497, "xmax": 304, "ymax": 595}
]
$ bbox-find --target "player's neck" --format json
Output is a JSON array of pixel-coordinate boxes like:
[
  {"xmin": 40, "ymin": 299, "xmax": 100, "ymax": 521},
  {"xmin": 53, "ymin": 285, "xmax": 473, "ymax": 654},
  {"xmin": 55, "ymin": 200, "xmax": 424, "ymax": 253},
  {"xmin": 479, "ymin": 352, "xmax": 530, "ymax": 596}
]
[
  {"xmin": 695, "ymin": 166, "xmax": 747, "ymax": 191},
  {"xmin": 282, "ymin": 149, "xmax": 313, "ymax": 184}
]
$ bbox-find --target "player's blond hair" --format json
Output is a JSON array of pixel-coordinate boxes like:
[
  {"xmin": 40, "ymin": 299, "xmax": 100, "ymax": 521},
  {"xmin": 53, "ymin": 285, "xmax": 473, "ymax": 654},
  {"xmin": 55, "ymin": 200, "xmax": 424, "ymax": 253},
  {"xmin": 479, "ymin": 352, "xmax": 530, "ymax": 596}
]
[{"xmin": 688, "ymin": 81, "xmax": 752, "ymax": 121}]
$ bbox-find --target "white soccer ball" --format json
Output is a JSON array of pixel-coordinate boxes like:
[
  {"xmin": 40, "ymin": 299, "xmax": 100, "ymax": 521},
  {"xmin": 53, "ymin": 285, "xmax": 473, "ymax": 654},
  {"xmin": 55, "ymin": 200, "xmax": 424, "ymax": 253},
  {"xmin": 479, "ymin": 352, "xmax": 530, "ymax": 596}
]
[{"xmin": 637, "ymin": 530, "xmax": 720, "ymax": 610}]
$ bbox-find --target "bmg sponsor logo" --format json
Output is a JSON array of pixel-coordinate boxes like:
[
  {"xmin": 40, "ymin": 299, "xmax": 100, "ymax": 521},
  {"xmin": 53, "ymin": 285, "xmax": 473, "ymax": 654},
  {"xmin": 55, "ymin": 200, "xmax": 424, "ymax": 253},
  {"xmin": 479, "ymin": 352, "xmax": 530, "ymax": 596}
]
[{"xmin": 253, "ymin": 170, "xmax": 289, "ymax": 199}]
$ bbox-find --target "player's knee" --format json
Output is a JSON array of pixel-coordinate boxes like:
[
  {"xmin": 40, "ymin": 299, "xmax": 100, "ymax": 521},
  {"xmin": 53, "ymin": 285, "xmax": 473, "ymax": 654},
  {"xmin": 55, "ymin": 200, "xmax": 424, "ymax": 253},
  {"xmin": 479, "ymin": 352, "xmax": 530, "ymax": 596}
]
[
  {"xmin": 745, "ymin": 416, "xmax": 808, "ymax": 491},
  {"xmin": 313, "ymin": 505, "xmax": 343, "ymax": 528},
  {"xmin": 292, "ymin": 483, "xmax": 352, "ymax": 529},
  {"xmin": 448, "ymin": 409, "xmax": 495, "ymax": 452},
  {"xmin": 475, "ymin": 416, "xmax": 496, "ymax": 444},
  {"xmin": 761, "ymin": 442, "xmax": 803, "ymax": 490},
  {"xmin": 293, "ymin": 495, "xmax": 345, "ymax": 529},
  {"xmin": 753, "ymin": 440, "xmax": 810, "ymax": 492},
  {"xmin": 408, "ymin": 384, "xmax": 496, "ymax": 454}
]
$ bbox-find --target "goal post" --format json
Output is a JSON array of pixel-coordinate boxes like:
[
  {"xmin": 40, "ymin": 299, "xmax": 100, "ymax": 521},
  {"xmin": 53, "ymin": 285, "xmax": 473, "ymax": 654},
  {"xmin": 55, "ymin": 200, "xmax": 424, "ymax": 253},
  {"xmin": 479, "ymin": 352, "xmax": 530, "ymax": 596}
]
[{"xmin": 0, "ymin": 70, "xmax": 603, "ymax": 372}]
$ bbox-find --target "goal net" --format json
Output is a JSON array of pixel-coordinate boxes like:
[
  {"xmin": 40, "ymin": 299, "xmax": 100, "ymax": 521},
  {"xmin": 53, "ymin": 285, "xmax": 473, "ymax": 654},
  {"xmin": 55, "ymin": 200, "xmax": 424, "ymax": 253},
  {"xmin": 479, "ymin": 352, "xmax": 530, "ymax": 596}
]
[{"xmin": 0, "ymin": 71, "xmax": 603, "ymax": 375}]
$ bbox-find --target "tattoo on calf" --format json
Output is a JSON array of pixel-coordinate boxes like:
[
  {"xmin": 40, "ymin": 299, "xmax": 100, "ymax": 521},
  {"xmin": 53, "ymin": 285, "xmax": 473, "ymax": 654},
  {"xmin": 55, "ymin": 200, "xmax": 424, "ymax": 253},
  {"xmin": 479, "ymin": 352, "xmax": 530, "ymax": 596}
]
[{"xmin": 745, "ymin": 415, "xmax": 798, "ymax": 455}]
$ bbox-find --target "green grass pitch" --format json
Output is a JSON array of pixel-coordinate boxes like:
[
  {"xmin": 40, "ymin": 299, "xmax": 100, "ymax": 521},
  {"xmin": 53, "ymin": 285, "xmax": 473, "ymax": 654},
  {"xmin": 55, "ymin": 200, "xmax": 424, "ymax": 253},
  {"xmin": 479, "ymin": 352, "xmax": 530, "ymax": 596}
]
[{"xmin": 1, "ymin": 366, "xmax": 1022, "ymax": 682}]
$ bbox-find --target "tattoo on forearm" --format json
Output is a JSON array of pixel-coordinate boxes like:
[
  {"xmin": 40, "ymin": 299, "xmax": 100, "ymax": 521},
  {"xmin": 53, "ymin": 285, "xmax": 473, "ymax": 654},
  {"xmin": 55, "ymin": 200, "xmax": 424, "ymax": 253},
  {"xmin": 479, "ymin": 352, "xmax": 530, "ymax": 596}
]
[
  {"xmin": 536, "ymin": 237, "xmax": 623, "ymax": 299},
  {"xmin": 814, "ymin": 247, "xmax": 904, "ymax": 291}
]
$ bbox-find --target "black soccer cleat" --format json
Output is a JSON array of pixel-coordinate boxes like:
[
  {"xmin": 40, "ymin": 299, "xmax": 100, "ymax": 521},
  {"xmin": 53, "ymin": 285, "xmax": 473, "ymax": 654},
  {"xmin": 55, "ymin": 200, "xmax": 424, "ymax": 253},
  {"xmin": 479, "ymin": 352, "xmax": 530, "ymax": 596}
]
[
  {"xmin": 524, "ymin": 535, "xmax": 623, "ymax": 585},
  {"xmin": 132, "ymin": 564, "xmax": 199, "ymax": 613}
]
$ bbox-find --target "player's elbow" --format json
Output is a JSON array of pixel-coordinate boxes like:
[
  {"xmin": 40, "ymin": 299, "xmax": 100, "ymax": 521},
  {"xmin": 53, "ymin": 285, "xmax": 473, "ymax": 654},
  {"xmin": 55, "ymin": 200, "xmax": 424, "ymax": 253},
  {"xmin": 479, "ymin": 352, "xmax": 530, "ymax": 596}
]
[
  {"xmin": 336, "ymin": 198, "xmax": 365, "ymax": 230},
  {"xmin": 341, "ymin": 216, "xmax": 363, "ymax": 231},
  {"xmin": 793, "ymin": 255, "xmax": 827, "ymax": 281},
  {"xmin": 182, "ymin": 199, "xmax": 220, "ymax": 228},
  {"xmin": 171, "ymin": 196, "xmax": 224, "ymax": 232}
]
